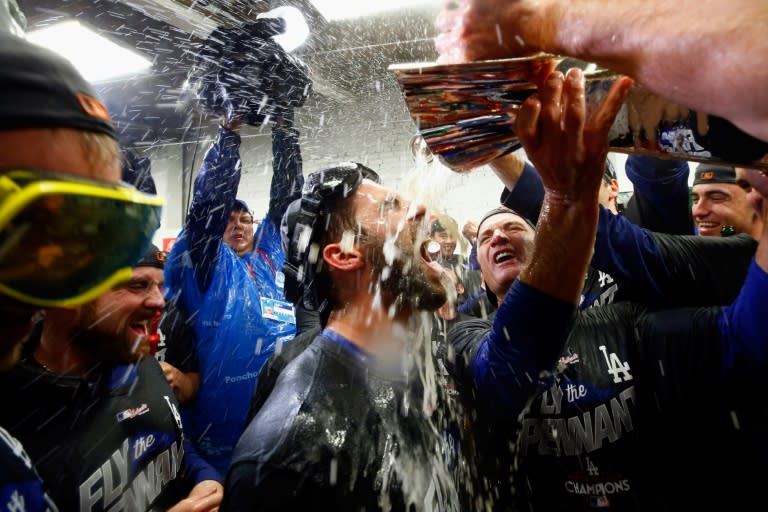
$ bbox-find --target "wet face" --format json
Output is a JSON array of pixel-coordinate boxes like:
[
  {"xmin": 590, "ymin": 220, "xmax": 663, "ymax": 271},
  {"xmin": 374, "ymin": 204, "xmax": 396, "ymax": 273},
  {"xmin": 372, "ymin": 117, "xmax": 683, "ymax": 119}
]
[
  {"xmin": 691, "ymin": 182, "xmax": 760, "ymax": 237},
  {"xmin": 352, "ymin": 181, "xmax": 447, "ymax": 312},
  {"xmin": 431, "ymin": 228, "xmax": 457, "ymax": 258},
  {"xmin": 223, "ymin": 208, "xmax": 255, "ymax": 257},
  {"xmin": 476, "ymin": 212, "xmax": 535, "ymax": 299},
  {"xmin": 0, "ymin": 128, "xmax": 121, "ymax": 367},
  {"xmin": 73, "ymin": 266, "xmax": 165, "ymax": 366}
]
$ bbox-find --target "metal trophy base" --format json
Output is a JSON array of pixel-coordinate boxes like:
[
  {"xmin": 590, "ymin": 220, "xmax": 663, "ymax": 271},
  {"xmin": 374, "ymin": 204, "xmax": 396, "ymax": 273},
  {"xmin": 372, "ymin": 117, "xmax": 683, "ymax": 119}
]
[{"xmin": 390, "ymin": 56, "xmax": 768, "ymax": 174}]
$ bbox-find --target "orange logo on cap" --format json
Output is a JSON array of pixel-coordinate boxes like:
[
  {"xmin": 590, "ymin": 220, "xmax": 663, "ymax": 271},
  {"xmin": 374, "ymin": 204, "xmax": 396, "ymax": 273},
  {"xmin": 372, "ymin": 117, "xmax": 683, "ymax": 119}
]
[
  {"xmin": 76, "ymin": 93, "xmax": 112, "ymax": 123},
  {"xmin": 700, "ymin": 171, "xmax": 714, "ymax": 180}
]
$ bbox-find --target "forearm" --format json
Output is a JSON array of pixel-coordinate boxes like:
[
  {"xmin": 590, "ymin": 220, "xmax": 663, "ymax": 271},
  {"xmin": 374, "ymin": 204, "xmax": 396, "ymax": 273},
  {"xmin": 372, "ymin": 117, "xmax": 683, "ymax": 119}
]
[
  {"xmin": 267, "ymin": 121, "xmax": 303, "ymax": 227},
  {"xmin": 182, "ymin": 438, "xmax": 222, "ymax": 486},
  {"xmin": 499, "ymin": 161, "xmax": 545, "ymax": 225},
  {"xmin": 624, "ymin": 156, "xmax": 692, "ymax": 233},
  {"xmin": 472, "ymin": 280, "xmax": 575, "ymax": 417},
  {"xmin": 186, "ymin": 127, "xmax": 241, "ymax": 288},
  {"xmin": 593, "ymin": 209, "xmax": 756, "ymax": 307},
  {"xmin": 522, "ymin": 196, "xmax": 599, "ymax": 304},
  {"xmin": 592, "ymin": 206, "xmax": 671, "ymax": 301},
  {"xmin": 719, "ymin": 260, "xmax": 768, "ymax": 375},
  {"xmin": 535, "ymin": 0, "xmax": 768, "ymax": 140}
]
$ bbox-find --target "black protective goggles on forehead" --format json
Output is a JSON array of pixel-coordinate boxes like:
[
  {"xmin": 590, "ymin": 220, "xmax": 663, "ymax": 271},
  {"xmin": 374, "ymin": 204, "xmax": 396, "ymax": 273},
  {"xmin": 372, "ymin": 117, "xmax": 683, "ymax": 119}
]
[
  {"xmin": 282, "ymin": 162, "xmax": 381, "ymax": 310},
  {"xmin": 0, "ymin": 168, "xmax": 163, "ymax": 307}
]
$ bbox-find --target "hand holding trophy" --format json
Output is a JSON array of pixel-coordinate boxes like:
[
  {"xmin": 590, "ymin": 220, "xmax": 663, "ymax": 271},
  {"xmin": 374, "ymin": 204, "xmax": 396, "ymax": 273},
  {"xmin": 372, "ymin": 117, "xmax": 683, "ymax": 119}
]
[{"xmin": 389, "ymin": 0, "xmax": 768, "ymax": 174}]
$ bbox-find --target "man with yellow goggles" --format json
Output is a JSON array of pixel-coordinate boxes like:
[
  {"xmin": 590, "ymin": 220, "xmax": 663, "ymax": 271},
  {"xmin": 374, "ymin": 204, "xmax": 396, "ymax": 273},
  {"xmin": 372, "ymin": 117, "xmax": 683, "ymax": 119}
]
[
  {"xmin": 0, "ymin": 30, "xmax": 165, "ymax": 512},
  {"xmin": 0, "ymin": 32, "xmax": 164, "ymax": 363}
]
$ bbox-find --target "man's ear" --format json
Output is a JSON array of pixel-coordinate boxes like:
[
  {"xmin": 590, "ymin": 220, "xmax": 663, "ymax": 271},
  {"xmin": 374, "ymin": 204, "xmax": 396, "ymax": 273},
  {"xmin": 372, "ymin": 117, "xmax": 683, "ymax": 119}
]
[
  {"xmin": 609, "ymin": 179, "xmax": 620, "ymax": 201},
  {"xmin": 323, "ymin": 243, "xmax": 364, "ymax": 271}
]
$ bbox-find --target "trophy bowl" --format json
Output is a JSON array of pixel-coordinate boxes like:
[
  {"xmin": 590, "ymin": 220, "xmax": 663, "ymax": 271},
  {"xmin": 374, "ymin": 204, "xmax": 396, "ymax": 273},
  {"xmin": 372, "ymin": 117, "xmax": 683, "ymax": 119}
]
[
  {"xmin": 389, "ymin": 55, "xmax": 558, "ymax": 173},
  {"xmin": 390, "ymin": 56, "xmax": 768, "ymax": 174}
]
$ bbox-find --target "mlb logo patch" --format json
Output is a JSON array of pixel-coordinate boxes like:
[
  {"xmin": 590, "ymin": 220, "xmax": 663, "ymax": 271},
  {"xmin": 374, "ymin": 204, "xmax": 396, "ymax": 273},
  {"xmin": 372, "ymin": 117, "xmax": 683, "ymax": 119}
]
[{"xmin": 116, "ymin": 403, "xmax": 149, "ymax": 422}]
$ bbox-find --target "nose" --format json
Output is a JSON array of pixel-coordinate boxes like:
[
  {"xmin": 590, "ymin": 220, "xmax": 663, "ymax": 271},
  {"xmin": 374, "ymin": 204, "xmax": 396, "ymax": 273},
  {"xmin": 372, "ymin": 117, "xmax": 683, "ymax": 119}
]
[
  {"xmin": 691, "ymin": 197, "xmax": 708, "ymax": 218},
  {"xmin": 490, "ymin": 227, "xmax": 509, "ymax": 244},
  {"xmin": 144, "ymin": 283, "xmax": 165, "ymax": 310}
]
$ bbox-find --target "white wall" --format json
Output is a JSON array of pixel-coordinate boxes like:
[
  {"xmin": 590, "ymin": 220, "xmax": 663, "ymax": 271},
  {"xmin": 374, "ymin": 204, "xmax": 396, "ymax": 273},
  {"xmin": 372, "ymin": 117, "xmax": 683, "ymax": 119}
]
[{"xmin": 143, "ymin": 92, "xmax": 698, "ymax": 249}]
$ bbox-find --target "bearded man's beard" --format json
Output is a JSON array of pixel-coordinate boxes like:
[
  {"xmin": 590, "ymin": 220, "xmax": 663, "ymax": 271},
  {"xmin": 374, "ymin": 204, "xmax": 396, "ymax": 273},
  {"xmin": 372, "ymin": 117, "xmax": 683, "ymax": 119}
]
[
  {"xmin": 367, "ymin": 236, "xmax": 447, "ymax": 313},
  {"xmin": 73, "ymin": 305, "xmax": 150, "ymax": 366}
]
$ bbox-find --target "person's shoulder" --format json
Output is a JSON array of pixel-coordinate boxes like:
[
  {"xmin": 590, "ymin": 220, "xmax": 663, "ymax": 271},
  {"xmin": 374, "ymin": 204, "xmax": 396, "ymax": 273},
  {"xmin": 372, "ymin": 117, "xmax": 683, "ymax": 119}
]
[
  {"xmin": 234, "ymin": 339, "xmax": 327, "ymax": 465},
  {"xmin": 449, "ymin": 315, "xmax": 493, "ymax": 338}
]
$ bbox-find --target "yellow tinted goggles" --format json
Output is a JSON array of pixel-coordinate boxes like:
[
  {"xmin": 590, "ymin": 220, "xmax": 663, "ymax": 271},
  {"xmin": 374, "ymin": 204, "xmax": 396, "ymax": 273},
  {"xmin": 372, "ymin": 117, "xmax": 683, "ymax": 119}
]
[{"xmin": 0, "ymin": 169, "xmax": 164, "ymax": 307}]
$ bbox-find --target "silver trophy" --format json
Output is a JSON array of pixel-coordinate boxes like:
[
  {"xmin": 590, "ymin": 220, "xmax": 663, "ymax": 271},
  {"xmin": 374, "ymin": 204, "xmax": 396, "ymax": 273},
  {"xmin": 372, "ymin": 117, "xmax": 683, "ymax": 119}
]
[{"xmin": 389, "ymin": 55, "xmax": 768, "ymax": 174}]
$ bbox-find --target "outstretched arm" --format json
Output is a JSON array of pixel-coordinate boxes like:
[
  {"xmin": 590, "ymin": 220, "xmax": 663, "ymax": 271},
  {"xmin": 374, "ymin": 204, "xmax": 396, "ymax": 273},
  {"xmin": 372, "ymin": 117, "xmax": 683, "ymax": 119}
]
[
  {"xmin": 471, "ymin": 69, "xmax": 634, "ymax": 415},
  {"xmin": 183, "ymin": 124, "xmax": 242, "ymax": 291},
  {"xmin": 719, "ymin": 172, "xmax": 768, "ymax": 374},
  {"xmin": 436, "ymin": 0, "xmax": 768, "ymax": 142},
  {"xmin": 266, "ymin": 113, "xmax": 304, "ymax": 229}
]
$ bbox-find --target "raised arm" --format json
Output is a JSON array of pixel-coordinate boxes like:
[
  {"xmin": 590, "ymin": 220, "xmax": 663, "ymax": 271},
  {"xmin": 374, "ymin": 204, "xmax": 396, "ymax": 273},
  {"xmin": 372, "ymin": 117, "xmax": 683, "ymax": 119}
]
[
  {"xmin": 470, "ymin": 69, "xmax": 634, "ymax": 415},
  {"xmin": 492, "ymin": 152, "xmax": 545, "ymax": 225},
  {"xmin": 436, "ymin": 0, "xmax": 768, "ymax": 142},
  {"xmin": 592, "ymin": 207, "xmax": 756, "ymax": 307},
  {"xmin": 183, "ymin": 125, "xmax": 242, "ymax": 291},
  {"xmin": 266, "ymin": 113, "xmax": 304, "ymax": 229}
]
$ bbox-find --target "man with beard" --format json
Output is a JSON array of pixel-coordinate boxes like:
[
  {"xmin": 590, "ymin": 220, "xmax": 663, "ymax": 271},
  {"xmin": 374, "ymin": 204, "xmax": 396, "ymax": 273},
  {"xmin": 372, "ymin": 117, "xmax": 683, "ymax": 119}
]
[
  {"xmin": 222, "ymin": 163, "xmax": 458, "ymax": 510},
  {"xmin": 222, "ymin": 67, "xmax": 631, "ymax": 510},
  {"xmin": 0, "ymin": 34, "xmax": 165, "ymax": 511},
  {"xmin": 0, "ymin": 245, "xmax": 223, "ymax": 512}
]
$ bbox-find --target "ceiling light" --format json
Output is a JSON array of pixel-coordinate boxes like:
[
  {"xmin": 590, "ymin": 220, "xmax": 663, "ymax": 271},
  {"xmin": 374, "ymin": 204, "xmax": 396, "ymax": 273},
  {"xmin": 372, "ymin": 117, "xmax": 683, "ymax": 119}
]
[
  {"xmin": 310, "ymin": 0, "xmax": 441, "ymax": 21},
  {"xmin": 257, "ymin": 5, "xmax": 310, "ymax": 53},
  {"xmin": 26, "ymin": 20, "xmax": 153, "ymax": 82}
]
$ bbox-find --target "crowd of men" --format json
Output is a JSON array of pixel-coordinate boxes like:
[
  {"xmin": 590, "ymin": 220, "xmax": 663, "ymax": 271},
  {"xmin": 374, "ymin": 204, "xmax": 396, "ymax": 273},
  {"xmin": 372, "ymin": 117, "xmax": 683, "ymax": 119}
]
[{"xmin": 2, "ymin": 0, "xmax": 768, "ymax": 510}]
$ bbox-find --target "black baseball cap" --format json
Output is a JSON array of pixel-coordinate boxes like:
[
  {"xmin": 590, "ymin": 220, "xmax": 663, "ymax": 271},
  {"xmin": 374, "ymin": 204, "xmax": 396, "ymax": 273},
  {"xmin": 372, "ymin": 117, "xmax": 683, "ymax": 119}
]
[
  {"xmin": 135, "ymin": 244, "xmax": 166, "ymax": 270},
  {"xmin": 692, "ymin": 163, "xmax": 737, "ymax": 186},
  {"xmin": 0, "ymin": 33, "xmax": 115, "ymax": 138}
]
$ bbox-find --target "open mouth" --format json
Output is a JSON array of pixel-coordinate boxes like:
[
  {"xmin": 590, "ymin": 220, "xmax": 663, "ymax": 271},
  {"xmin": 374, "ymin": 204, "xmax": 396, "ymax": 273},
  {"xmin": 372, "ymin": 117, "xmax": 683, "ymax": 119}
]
[
  {"xmin": 493, "ymin": 249, "xmax": 516, "ymax": 264},
  {"xmin": 129, "ymin": 321, "xmax": 148, "ymax": 337},
  {"xmin": 696, "ymin": 221, "xmax": 721, "ymax": 234},
  {"xmin": 419, "ymin": 240, "xmax": 445, "ymax": 277}
]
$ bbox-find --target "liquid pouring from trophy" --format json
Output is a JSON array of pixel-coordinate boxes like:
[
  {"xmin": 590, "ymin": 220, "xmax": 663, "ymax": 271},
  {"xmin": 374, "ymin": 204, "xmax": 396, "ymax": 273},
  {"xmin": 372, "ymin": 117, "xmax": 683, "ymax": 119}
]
[{"xmin": 389, "ymin": 55, "xmax": 768, "ymax": 174}]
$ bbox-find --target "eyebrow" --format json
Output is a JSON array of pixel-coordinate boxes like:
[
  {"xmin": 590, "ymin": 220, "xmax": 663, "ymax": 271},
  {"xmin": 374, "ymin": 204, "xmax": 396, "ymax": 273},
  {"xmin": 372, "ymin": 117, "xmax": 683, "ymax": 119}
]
[{"xmin": 480, "ymin": 218, "xmax": 527, "ymax": 235}]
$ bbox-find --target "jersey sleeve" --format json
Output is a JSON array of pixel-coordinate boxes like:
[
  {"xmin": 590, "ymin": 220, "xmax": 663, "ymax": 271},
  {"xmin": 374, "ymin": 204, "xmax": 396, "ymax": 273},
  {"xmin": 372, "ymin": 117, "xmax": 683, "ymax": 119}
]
[{"xmin": 184, "ymin": 127, "xmax": 242, "ymax": 292}]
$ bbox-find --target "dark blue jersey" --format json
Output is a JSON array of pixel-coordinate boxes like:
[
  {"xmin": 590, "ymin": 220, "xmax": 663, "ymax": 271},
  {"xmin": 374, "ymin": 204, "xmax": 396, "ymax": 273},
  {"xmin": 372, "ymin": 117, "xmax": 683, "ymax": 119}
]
[{"xmin": 0, "ymin": 426, "xmax": 58, "ymax": 512}]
